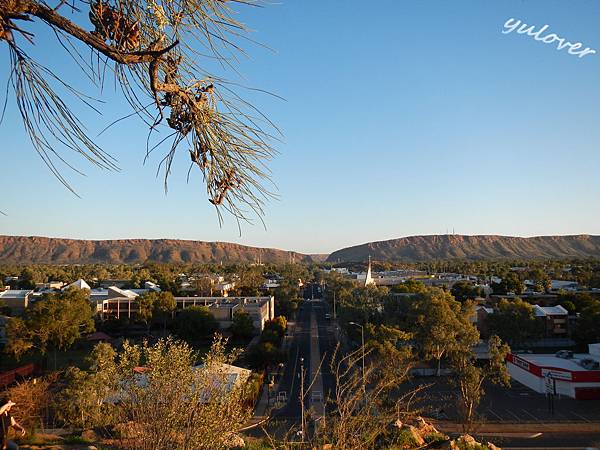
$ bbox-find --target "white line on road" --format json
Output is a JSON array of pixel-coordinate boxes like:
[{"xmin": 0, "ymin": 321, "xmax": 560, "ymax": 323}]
[
  {"xmin": 520, "ymin": 409, "xmax": 547, "ymax": 425},
  {"xmin": 571, "ymin": 412, "xmax": 592, "ymax": 423},
  {"xmin": 505, "ymin": 409, "xmax": 523, "ymax": 422},
  {"xmin": 486, "ymin": 408, "xmax": 505, "ymax": 422},
  {"xmin": 288, "ymin": 345, "xmax": 300, "ymax": 401}
]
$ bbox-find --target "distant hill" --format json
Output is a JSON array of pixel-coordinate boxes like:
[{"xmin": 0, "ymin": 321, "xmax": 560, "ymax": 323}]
[
  {"xmin": 327, "ymin": 234, "xmax": 600, "ymax": 262},
  {"xmin": 308, "ymin": 254, "xmax": 329, "ymax": 263},
  {"xmin": 0, "ymin": 236, "xmax": 313, "ymax": 265}
]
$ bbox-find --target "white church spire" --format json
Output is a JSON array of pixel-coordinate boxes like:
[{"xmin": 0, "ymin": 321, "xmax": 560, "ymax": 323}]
[{"xmin": 364, "ymin": 256, "xmax": 375, "ymax": 286}]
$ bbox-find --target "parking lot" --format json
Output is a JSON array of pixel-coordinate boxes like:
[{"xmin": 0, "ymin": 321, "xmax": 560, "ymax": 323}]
[{"xmin": 402, "ymin": 376, "xmax": 600, "ymax": 423}]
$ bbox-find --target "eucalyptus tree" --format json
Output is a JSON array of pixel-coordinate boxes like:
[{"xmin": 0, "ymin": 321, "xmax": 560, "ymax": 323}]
[
  {"xmin": 411, "ymin": 288, "xmax": 470, "ymax": 376},
  {"xmin": 486, "ymin": 298, "xmax": 544, "ymax": 347},
  {"xmin": 450, "ymin": 335, "xmax": 510, "ymax": 429},
  {"xmin": 5, "ymin": 287, "xmax": 95, "ymax": 366}
]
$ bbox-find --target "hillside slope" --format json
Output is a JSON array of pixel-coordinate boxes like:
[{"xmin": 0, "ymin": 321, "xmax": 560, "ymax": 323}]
[
  {"xmin": 326, "ymin": 234, "xmax": 600, "ymax": 262},
  {"xmin": 0, "ymin": 236, "xmax": 312, "ymax": 264}
]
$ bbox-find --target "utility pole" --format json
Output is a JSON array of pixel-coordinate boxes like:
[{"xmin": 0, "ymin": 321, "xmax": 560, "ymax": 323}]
[
  {"xmin": 300, "ymin": 356, "xmax": 305, "ymax": 441},
  {"xmin": 349, "ymin": 322, "xmax": 366, "ymax": 395},
  {"xmin": 360, "ymin": 325, "xmax": 365, "ymax": 395}
]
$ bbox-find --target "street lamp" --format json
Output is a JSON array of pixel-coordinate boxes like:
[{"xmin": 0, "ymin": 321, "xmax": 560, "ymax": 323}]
[
  {"xmin": 300, "ymin": 357, "xmax": 305, "ymax": 441},
  {"xmin": 348, "ymin": 321, "xmax": 365, "ymax": 395}
]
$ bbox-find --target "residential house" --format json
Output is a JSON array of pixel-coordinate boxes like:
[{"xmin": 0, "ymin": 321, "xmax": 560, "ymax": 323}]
[
  {"xmin": 35, "ymin": 281, "xmax": 65, "ymax": 290},
  {"xmin": 0, "ymin": 290, "xmax": 33, "ymax": 315},
  {"xmin": 550, "ymin": 280, "xmax": 580, "ymax": 292},
  {"xmin": 97, "ymin": 286, "xmax": 140, "ymax": 320},
  {"xmin": 470, "ymin": 306, "xmax": 494, "ymax": 338},
  {"xmin": 63, "ymin": 278, "xmax": 91, "ymax": 291},
  {"xmin": 98, "ymin": 279, "xmax": 131, "ymax": 289},
  {"xmin": 144, "ymin": 281, "xmax": 161, "ymax": 292},
  {"xmin": 533, "ymin": 305, "xmax": 569, "ymax": 338}
]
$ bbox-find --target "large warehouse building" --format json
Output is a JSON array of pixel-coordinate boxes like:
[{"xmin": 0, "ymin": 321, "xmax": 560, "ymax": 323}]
[{"xmin": 506, "ymin": 344, "xmax": 600, "ymax": 400}]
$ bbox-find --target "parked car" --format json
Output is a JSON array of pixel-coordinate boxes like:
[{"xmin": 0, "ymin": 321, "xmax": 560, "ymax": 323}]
[
  {"xmin": 579, "ymin": 358, "xmax": 600, "ymax": 370},
  {"xmin": 555, "ymin": 350, "xmax": 574, "ymax": 359}
]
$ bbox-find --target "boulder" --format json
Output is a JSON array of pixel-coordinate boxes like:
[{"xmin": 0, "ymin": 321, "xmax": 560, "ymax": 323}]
[
  {"xmin": 446, "ymin": 434, "xmax": 501, "ymax": 449},
  {"xmin": 415, "ymin": 416, "xmax": 444, "ymax": 437},
  {"xmin": 406, "ymin": 425, "xmax": 426, "ymax": 446},
  {"xmin": 81, "ymin": 429, "xmax": 99, "ymax": 442},
  {"xmin": 224, "ymin": 433, "xmax": 245, "ymax": 448}
]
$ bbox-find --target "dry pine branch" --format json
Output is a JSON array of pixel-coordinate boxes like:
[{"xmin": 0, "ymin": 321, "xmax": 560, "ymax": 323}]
[{"xmin": 0, "ymin": 0, "xmax": 277, "ymax": 223}]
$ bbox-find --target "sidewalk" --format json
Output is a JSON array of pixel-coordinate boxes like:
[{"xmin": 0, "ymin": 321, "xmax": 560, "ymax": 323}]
[
  {"xmin": 253, "ymin": 370, "xmax": 287, "ymax": 417},
  {"xmin": 253, "ymin": 382, "xmax": 271, "ymax": 417},
  {"xmin": 432, "ymin": 419, "xmax": 600, "ymax": 434}
]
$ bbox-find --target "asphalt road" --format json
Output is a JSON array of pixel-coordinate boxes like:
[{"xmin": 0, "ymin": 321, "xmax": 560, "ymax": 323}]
[
  {"xmin": 399, "ymin": 376, "xmax": 600, "ymax": 423},
  {"xmin": 275, "ymin": 302, "xmax": 309, "ymax": 419},
  {"xmin": 395, "ymin": 371, "xmax": 600, "ymax": 448},
  {"xmin": 316, "ymin": 300, "xmax": 338, "ymax": 412},
  {"xmin": 479, "ymin": 432, "xmax": 600, "ymax": 449},
  {"xmin": 274, "ymin": 299, "xmax": 337, "ymax": 420}
]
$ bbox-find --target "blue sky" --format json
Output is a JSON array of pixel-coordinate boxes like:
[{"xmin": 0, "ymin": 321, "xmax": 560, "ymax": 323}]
[{"xmin": 1, "ymin": 0, "xmax": 599, "ymax": 254}]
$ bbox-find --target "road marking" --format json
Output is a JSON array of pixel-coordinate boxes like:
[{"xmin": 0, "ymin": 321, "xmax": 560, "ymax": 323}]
[
  {"xmin": 477, "ymin": 432, "xmax": 542, "ymax": 439},
  {"xmin": 309, "ymin": 308, "xmax": 325, "ymax": 416},
  {"xmin": 288, "ymin": 342, "xmax": 300, "ymax": 400},
  {"xmin": 571, "ymin": 411, "xmax": 591, "ymax": 423},
  {"xmin": 505, "ymin": 409, "xmax": 523, "ymax": 422},
  {"xmin": 486, "ymin": 408, "xmax": 504, "ymax": 422},
  {"xmin": 552, "ymin": 411, "xmax": 572, "ymax": 421},
  {"xmin": 520, "ymin": 409, "xmax": 546, "ymax": 425}
]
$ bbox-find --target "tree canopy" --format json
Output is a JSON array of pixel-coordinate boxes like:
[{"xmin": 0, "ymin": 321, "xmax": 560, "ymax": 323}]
[
  {"xmin": 576, "ymin": 302, "xmax": 600, "ymax": 345},
  {"xmin": 57, "ymin": 337, "xmax": 251, "ymax": 448},
  {"xmin": 486, "ymin": 298, "xmax": 544, "ymax": 347},
  {"xmin": 234, "ymin": 266, "xmax": 264, "ymax": 296},
  {"xmin": 411, "ymin": 289, "xmax": 477, "ymax": 376},
  {"xmin": 5, "ymin": 287, "xmax": 95, "ymax": 360},
  {"xmin": 449, "ymin": 334, "xmax": 510, "ymax": 427},
  {"xmin": 450, "ymin": 281, "xmax": 483, "ymax": 302},
  {"xmin": 173, "ymin": 305, "xmax": 219, "ymax": 346},
  {"xmin": 491, "ymin": 272, "xmax": 524, "ymax": 295},
  {"xmin": 230, "ymin": 308, "xmax": 254, "ymax": 339}
]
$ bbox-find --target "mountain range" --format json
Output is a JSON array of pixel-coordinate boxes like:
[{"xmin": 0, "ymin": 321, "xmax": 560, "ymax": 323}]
[
  {"xmin": 1, "ymin": 234, "xmax": 599, "ymax": 265},
  {"xmin": 326, "ymin": 234, "xmax": 600, "ymax": 262},
  {"xmin": 0, "ymin": 236, "xmax": 312, "ymax": 265}
]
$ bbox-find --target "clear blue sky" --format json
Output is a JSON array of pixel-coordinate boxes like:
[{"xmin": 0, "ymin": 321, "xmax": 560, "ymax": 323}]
[{"xmin": 1, "ymin": 0, "xmax": 599, "ymax": 254}]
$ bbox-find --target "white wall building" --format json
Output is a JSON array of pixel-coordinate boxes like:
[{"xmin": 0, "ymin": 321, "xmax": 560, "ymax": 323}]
[{"xmin": 506, "ymin": 345, "xmax": 600, "ymax": 400}]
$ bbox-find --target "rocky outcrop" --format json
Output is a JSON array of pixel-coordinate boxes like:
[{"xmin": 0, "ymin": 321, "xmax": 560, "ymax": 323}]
[{"xmin": 392, "ymin": 417, "xmax": 501, "ymax": 450}]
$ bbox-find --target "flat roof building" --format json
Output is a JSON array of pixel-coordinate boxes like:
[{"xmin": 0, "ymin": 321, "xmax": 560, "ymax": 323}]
[
  {"xmin": 174, "ymin": 296, "xmax": 275, "ymax": 331},
  {"xmin": 533, "ymin": 304, "xmax": 569, "ymax": 338},
  {"xmin": 96, "ymin": 291, "xmax": 275, "ymax": 332},
  {"xmin": 506, "ymin": 344, "xmax": 600, "ymax": 399},
  {"xmin": 0, "ymin": 290, "xmax": 33, "ymax": 315}
]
